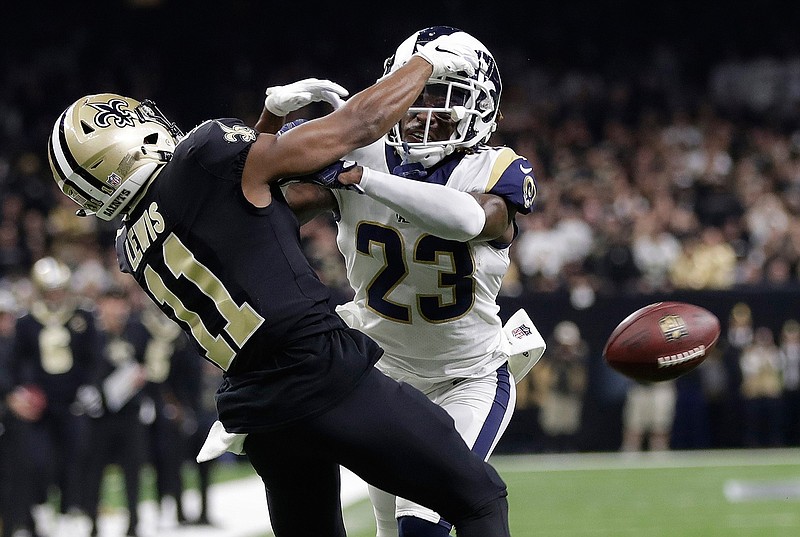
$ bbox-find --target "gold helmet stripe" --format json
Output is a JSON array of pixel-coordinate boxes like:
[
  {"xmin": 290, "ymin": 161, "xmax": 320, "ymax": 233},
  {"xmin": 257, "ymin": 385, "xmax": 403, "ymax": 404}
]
[
  {"xmin": 48, "ymin": 135, "xmax": 98, "ymax": 207},
  {"xmin": 51, "ymin": 105, "xmax": 115, "ymax": 195}
]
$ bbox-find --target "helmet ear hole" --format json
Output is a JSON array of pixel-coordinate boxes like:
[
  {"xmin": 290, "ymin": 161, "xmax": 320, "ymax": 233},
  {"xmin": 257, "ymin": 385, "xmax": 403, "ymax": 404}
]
[
  {"xmin": 143, "ymin": 133, "xmax": 158, "ymax": 144},
  {"xmin": 80, "ymin": 121, "xmax": 95, "ymax": 135}
]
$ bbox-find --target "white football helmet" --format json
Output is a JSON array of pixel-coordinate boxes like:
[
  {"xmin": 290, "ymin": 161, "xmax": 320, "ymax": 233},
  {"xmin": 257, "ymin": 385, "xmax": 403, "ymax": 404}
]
[
  {"xmin": 383, "ymin": 26, "xmax": 502, "ymax": 167},
  {"xmin": 48, "ymin": 94, "xmax": 183, "ymax": 221}
]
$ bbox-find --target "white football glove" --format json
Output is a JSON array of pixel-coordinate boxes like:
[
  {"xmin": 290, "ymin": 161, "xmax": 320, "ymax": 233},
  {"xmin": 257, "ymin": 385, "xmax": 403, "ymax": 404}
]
[
  {"xmin": 413, "ymin": 34, "xmax": 479, "ymax": 78},
  {"xmin": 264, "ymin": 78, "xmax": 349, "ymax": 116}
]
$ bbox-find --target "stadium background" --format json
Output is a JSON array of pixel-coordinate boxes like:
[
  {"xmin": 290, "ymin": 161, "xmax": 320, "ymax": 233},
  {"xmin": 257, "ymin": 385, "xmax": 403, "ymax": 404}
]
[{"xmin": 3, "ymin": 0, "xmax": 800, "ymax": 466}]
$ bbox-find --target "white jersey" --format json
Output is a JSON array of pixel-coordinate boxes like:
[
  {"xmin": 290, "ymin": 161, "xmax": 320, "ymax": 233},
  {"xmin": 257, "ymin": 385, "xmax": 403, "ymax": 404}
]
[{"xmin": 333, "ymin": 140, "xmax": 535, "ymax": 382}]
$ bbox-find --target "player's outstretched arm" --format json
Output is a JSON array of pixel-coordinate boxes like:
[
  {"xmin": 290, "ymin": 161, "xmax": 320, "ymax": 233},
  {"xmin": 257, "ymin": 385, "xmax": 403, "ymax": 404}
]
[
  {"xmin": 242, "ymin": 34, "xmax": 479, "ymax": 196},
  {"xmin": 246, "ymin": 57, "xmax": 432, "ymax": 182}
]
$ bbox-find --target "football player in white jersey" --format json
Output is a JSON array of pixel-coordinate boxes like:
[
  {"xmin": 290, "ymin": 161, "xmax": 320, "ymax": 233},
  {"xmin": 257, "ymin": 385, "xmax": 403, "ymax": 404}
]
[{"xmin": 275, "ymin": 26, "xmax": 539, "ymax": 537}]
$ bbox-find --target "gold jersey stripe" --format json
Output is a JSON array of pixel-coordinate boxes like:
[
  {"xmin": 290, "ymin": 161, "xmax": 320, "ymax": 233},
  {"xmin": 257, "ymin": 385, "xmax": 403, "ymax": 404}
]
[{"xmin": 486, "ymin": 147, "xmax": 520, "ymax": 191}]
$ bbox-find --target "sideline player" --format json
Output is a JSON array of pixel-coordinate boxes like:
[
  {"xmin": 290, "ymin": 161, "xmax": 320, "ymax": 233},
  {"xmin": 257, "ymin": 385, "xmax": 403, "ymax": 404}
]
[
  {"xmin": 275, "ymin": 26, "xmax": 541, "ymax": 537},
  {"xmin": 47, "ymin": 34, "xmax": 513, "ymax": 537},
  {"xmin": 13, "ymin": 257, "xmax": 97, "ymax": 534}
]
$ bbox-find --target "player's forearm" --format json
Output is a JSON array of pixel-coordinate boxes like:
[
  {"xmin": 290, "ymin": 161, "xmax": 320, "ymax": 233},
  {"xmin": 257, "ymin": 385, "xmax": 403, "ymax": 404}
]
[
  {"xmin": 358, "ymin": 167, "xmax": 486, "ymax": 241},
  {"xmin": 254, "ymin": 109, "xmax": 284, "ymax": 134},
  {"xmin": 337, "ymin": 57, "xmax": 431, "ymax": 148}
]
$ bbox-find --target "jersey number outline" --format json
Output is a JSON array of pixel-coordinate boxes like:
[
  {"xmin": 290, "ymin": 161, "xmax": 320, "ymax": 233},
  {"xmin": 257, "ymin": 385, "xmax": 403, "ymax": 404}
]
[
  {"xmin": 143, "ymin": 234, "xmax": 264, "ymax": 370},
  {"xmin": 355, "ymin": 222, "xmax": 475, "ymax": 324}
]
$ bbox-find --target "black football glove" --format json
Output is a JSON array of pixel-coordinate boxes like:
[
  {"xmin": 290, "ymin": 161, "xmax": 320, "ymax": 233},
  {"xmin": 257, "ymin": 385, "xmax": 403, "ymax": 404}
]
[
  {"xmin": 392, "ymin": 162, "xmax": 428, "ymax": 181},
  {"xmin": 276, "ymin": 118, "xmax": 308, "ymax": 136},
  {"xmin": 276, "ymin": 120, "xmax": 362, "ymax": 192},
  {"xmin": 297, "ymin": 160, "xmax": 362, "ymax": 192}
]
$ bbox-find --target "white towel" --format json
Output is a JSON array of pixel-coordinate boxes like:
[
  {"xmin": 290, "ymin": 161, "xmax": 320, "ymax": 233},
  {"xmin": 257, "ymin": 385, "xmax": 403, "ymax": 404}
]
[{"xmin": 197, "ymin": 420, "xmax": 248, "ymax": 463}]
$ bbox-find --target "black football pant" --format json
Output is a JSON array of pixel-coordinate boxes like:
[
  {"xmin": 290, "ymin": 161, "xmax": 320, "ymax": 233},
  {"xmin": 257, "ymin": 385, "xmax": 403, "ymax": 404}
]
[
  {"xmin": 28, "ymin": 411, "xmax": 89, "ymax": 513},
  {"xmin": 84, "ymin": 412, "xmax": 147, "ymax": 535},
  {"xmin": 244, "ymin": 366, "xmax": 510, "ymax": 537},
  {"xmin": 0, "ymin": 417, "xmax": 38, "ymax": 537}
]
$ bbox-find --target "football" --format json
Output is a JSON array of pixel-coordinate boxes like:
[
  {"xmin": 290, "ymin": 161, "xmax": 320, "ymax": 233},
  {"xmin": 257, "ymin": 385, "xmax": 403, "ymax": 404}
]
[{"xmin": 603, "ymin": 301, "xmax": 721, "ymax": 383}]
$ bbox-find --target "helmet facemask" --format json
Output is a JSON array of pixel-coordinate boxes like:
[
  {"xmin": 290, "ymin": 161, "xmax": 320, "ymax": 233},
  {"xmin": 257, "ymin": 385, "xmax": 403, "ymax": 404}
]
[{"xmin": 382, "ymin": 26, "xmax": 502, "ymax": 168}]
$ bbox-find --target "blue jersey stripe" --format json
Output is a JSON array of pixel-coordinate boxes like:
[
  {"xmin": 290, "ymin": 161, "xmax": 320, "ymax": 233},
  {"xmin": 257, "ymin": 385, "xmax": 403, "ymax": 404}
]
[{"xmin": 472, "ymin": 362, "xmax": 512, "ymax": 458}]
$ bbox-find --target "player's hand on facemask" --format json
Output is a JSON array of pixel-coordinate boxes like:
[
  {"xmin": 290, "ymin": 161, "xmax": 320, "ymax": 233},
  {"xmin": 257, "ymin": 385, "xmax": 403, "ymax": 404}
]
[
  {"xmin": 413, "ymin": 34, "xmax": 479, "ymax": 78},
  {"xmin": 265, "ymin": 78, "xmax": 349, "ymax": 117}
]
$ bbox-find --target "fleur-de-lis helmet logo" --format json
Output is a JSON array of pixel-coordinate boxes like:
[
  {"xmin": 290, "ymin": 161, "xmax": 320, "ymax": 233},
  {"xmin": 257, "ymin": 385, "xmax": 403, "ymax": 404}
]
[{"xmin": 89, "ymin": 98, "xmax": 137, "ymax": 128}]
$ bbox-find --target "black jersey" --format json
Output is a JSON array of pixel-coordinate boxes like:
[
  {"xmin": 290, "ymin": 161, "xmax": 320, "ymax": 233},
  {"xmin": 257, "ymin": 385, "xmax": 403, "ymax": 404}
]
[
  {"xmin": 116, "ymin": 118, "xmax": 379, "ymax": 431},
  {"xmin": 13, "ymin": 303, "xmax": 97, "ymax": 411},
  {"xmin": 93, "ymin": 316, "xmax": 150, "ymax": 416}
]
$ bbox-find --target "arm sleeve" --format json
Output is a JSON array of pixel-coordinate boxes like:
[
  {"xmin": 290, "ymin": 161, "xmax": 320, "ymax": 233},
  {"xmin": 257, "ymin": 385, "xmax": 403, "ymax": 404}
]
[{"xmin": 358, "ymin": 167, "xmax": 486, "ymax": 241}]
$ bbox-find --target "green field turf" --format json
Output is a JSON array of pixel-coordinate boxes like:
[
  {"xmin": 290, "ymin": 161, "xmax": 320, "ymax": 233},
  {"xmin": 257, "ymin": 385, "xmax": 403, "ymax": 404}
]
[
  {"xmin": 96, "ymin": 449, "xmax": 800, "ymax": 536},
  {"xmin": 341, "ymin": 449, "xmax": 800, "ymax": 537}
]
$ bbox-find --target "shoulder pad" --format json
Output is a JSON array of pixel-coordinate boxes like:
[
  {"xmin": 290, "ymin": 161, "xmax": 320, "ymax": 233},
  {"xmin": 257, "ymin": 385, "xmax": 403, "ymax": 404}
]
[{"xmin": 485, "ymin": 148, "xmax": 536, "ymax": 214}]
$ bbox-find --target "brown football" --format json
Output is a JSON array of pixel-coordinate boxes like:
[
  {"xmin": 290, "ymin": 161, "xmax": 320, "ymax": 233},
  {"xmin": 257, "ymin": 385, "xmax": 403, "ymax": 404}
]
[{"xmin": 603, "ymin": 301, "xmax": 721, "ymax": 382}]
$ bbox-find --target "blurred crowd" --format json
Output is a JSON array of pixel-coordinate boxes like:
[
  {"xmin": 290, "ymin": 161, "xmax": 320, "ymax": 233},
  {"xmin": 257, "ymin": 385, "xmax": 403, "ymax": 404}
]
[
  {"xmin": 1, "ymin": 27, "xmax": 800, "ymax": 303},
  {"xmin": 497, "ymin": 50, "xmax": 800, "ymax": 299}
]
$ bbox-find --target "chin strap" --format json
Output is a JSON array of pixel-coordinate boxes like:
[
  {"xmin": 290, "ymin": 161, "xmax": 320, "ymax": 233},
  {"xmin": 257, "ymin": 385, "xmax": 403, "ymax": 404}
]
[
  {"xmin": 398, "ymin": 140, "xmax": 454, "ymax": 169},
  {"xmin": 400, "ymin": 145, "xmax": 453, "ymax": 168}
]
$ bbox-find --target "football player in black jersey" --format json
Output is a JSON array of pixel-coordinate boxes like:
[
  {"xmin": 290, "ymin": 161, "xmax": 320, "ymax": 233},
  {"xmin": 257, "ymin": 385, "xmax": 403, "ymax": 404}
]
[
  {"xmin": 47, "ymin": 34, "xmax": 512, "ymax": 537},
  {"xmin": 12, "ymin": 257, "xmax": 97, "ymax": 533},
  {"xmin": 82, "ymin": 286, "xmax": 150, "ymax": 537}
]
